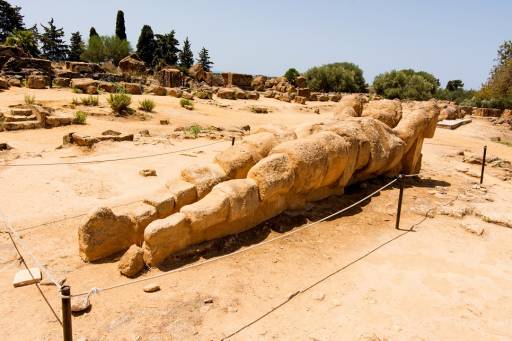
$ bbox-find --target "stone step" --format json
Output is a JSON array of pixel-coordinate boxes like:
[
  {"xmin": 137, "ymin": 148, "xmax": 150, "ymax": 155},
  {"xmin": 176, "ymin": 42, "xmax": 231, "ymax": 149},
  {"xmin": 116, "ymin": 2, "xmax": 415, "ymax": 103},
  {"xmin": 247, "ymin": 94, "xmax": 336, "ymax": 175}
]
[
  {"xmin": 2, "ymin": 120, "xmax": 43, "ymax": 131},
  {"xmin": 10, "ymin": 108, "xmax": 33, "ymax": 116},
  {"xmin": 4, "ymin": 114, "xmax": 37, "ymax": 122}
]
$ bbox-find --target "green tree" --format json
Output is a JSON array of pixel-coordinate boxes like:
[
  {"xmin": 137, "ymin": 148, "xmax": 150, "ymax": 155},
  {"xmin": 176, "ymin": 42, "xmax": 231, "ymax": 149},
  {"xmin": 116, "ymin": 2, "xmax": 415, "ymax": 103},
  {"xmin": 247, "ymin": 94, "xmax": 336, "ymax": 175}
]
[
  {"xmin": 446, "ymin": 80, "xmax": 464, "ymax": 91},
  {"xmin": 153, "ymin": 30, "xmax": 179, "ymax": 67},
  {"xmin": 284, "ymin": 68, "xmax": 300, "ymax": 85},
  {"xmin": 136, "ymin": 25, "xmax": 155, "ymax": 66},
  {"xmin": 373, "ymin": 69, "xmax": 439, "ymax": 100},
  {"xmin": 81, "ymin": 35, "xmax": 104, "ymax": 63},
  {"xmin": 89, "ymin": 27, "xmax": 98, "ymax": 38},
  {"xmin": 179, "ymin": 37, "xmax": 194, "ymax": 69},
  {"xmin": 39, "ymin": 18, "xmax": 68, "ymax": 61},
  {"xmin": 304, "ymin": 62, "xmax": 367, "ymax": 93},
  {"xmin": 495, "ymin": 40, "xmax": 512, "ymax": 68},
  {"xmin": 115, "ymin": 10, "xmax": 126, "ymax": 40},
  {"xmin": 0, "ymin": 0, "xmax": 24, "ymax": 42},
  {"xmin": 68, "ymin": 31, "xmax": 84, "ymax": 61},
  {"xmin": 81, "ymin": 35, "xmax": 131, "ymax": 65},
  {"xmin": 5, "ymin": 29, "xmax": 39, "ymax": 56},
  {"xmin": 197, "ymin": 47, "xmax": 213, "ymax": 71}
]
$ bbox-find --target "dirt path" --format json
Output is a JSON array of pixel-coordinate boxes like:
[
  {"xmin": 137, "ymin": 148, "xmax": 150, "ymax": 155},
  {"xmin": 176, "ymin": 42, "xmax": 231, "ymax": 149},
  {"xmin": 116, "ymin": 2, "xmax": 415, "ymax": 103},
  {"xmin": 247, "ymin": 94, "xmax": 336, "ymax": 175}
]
[{"xmin": 1, "ymin": 88, "xmax": 511, "ymax": 340}]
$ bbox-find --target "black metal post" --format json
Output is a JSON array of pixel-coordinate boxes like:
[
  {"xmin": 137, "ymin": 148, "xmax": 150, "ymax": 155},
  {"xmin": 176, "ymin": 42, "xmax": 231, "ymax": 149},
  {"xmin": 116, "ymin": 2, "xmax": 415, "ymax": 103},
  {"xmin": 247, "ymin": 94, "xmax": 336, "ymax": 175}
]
[
  {"xmin": 395, "ymin": 174, "xmax": 405, "ymax": 230},
  {"xmin": 231, "ymin": 137, "xmax": 235, "ymax": 146},
  {"xmin": 61, "ymin": 285, "xmax": 73, "ymax": 341},
  {"xmin": 480, "ymin": 145, "xmax": 487, "ymax": 185}
]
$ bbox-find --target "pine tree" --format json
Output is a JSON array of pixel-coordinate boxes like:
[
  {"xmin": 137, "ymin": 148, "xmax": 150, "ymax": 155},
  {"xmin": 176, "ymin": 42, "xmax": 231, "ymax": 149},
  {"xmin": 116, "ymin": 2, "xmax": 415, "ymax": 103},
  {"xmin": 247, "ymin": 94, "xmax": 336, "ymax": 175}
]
[
  {"xmin": 115, "ymin": 10, "xmax": 126, "ymax": 40},
  {"xmin": 179, "ymin": 37, "xmax": 194, "ymax": 69},
  {"xmin": 136, "ymin": 25, "xmax": 155, "ymax": 66},
  {"xmin": 153, "ymin": 30, "xmax": 179, "ymax": 67},
  {"xmin": 68, "ymin": 31, "xmax": 84, "ymax": 61},
  {"xmin": 197, "ymin": 47, "xmax": 213, "ymax": 71},
  {"xmin": 40, "ymin": 18, "xmax": 68, "ymax": 61},
  {"xmin": 89, "ymin": 27, "xmax": 98, "ymax": 38},
  {"xmin": 0, "ymin": 0, "xmax": 25, "ymax": 41}
]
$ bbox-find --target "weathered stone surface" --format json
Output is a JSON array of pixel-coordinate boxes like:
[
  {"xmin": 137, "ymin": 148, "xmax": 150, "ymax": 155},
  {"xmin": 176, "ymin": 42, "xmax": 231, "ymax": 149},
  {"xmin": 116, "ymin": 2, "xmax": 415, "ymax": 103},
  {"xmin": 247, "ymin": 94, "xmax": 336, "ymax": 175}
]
[
  {"xmin": 144, "ymin": 192, "xmax": 176, "ymax": 218},
  {"xmin": 166, "ymin": 179, "xmax": 198, "ymax": 210},
  {"xmin": 27, "ymin": 74, "xmax": 48, "ymax": 89},
  {"xmin": 143, "ymin": 284, "xmax": 160, "ymax": 293},
  {"xmin": 118, "ymin": 245, "xmax": 145, "ymax": 278},
  {"xmin": 214, "ymin": 143, "xmax": 262, "ymax": 179},
  {"xmin": 71, "ymin": 78, "xmax": 98, "ymax": 93},
  {"xmin": 181, "ymin": 163, "xmax": 228, "ymax": 199},
  {"xmin": 156, "ymin": 68, "xmax": 183, "ymax": 87},
  {"xmin": 79, "ymin": 207, "xmax": 136, "ymax": 262},
  {"xmin": 65, "ymin": 61, "xmax": 104, "ymax": 74},
  {"xmin": 248, "ymin": 153, "xmax": 295, "ymax": 201},
  {"xmin": 217, "ymin": 87, "xmax": 236, "ymax": 100},
  {"xmin": 13, "ymin": 268, "xmax": 41, "ymax": 287},
  {"xmin": 252, "ymin": 75, "xmax": 267, "ymax": 91},
  {"xmin": 168, "ymin": 88, "xmax": 183, "ymax": 98},
  {"xmin": 53, "ymin": 77, "xmax": 70, "ymax": 88},
  {"xmin": 362, "ymin": 99, "xmax": 402, "ymax": 128},
  {"xmin": 119, "ymin": 54, "xmax": 146, "ymax": 74},
  {"xmin": 295, "ymin": 76, "xmax": 306, "ymax": 88},
  {"xmin": 0, "ymin": 77, "xmax": 10, "ymax": 89},
  {"xmin": 121, "ymin": 82, "xmax": 142, "ymax": 95},
  {"xmin": 145, "ymin": 85, "xmax": 167, "ymax": 96},
  {"xmin": 222, "ymin": 72, "xmax": 253, "ymax": 90}
]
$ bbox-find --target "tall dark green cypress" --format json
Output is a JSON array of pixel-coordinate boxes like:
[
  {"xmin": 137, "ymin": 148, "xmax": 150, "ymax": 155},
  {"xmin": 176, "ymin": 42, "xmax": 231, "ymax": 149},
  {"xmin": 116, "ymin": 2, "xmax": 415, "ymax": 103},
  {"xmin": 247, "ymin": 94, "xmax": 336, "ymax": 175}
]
[
  {"xmin": 136, "ymin": 25, "xmax": 155, "ymax": 66},
  {"xmin": 179, "ymin": 37, "xmax": 194, "ymax": 69},
  {"xmin": 68, "ymin": 31, "xmax": 84, "ymax": 61},
  {"xmin": 89, "ymin": 27, "xmax": 98, "ymax": 38},
  {"xmin": 0, "ymin": 0, "xmax": 25, "ymax": 41},
  {"xmin": 197, "ymin": 47, "xmax": 213, "ymax": 71},
  {"xmin": 115, "ymin": 10, "xmax": 126, "ymax": 40},
  {"xmin": 40, "ymin": 18, "xmax": 68, "ymax": 61}
]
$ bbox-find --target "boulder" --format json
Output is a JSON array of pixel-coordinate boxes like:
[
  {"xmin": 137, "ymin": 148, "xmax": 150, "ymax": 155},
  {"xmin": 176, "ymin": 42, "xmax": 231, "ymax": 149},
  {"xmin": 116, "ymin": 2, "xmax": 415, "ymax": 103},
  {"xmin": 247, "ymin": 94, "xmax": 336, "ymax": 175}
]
[
  {"xmin": 362, "ymin": 99, "xmax": 402, "ymax": 128},
  {"xmin": 65, "ymin": 61, "xmax": 104, "ymax": 74},
  {"xmin": 0, "ymin": 45, "xmax": 27, "ymax": 69},
  {"xmin": 27, "ymin": 75, "xmax": 47, "ymax": 89},
  {"xmin": 97, "ymin": 81, "xmax": 115, "ymax": 93},
  {"xmin": 252, "ymin": 75, "xmax": 267, "ymax": 91},
  {"xmin": 217, "ymin": 87, "xmax": 236, "ymax": 100},
  {"xmin": 78, "ymin": 207, "xmax": 137, "ymax": 262},
  {"xmin": 180, "ymin": 163, "xmax": 228, "ymax": 198},
  {"xmin": 119, "ymin": 54, "xmax": 146, "ymax": 74},
  {"xmin": 71, "ymin": 78, "xmax": 98, "ymax": 93},
  {"xmin": 3, "ymin": 57, "xmax": 52, "ymax": 75},
  {"xmin": 168, "ymin": 88, "xmax": 183, "ymax": 98},
  {"xmin": 222, "ymin": 72, "xmax": 253, "ymax": 90},
  {"xmin": 8, "ymin": 78, "xmax": 20, "ymax": 87},
  {"xmin": 439, "ymin": 104, "xmax": 461, "ymax": 121},
  {"xmin": 0, "ymin": 77, "xmax": 9, "ymax": 89},
  {"xmin": 295, "ymin": 76, "xmax": 306, "ymax": 88},
  {"xmin": 146, "ymin": 85, "xmax": 167, "ymax": 96},
  {"xmin": 156, "ymin": 67, "xmax": 183, "ymax": 87},
  {"xmin": 297, "ymin": 88, "xmax": 311, "ymax": 99},
  {"xmin": 336, "ymin": 94, "xmax": 367, "ymax": 117},
  {"xmin": 118, "ymin": 245, "xmax": 145, "ymax": 278},
  {"xmin": 329, "ymin": 94, "xmax": 342, "ymax": 102},
  {"xmin": 248, "ymin": 153, "xmax": 296, "ymax": 201},
  {"xmin": 188, "ymin": 64, "xmax": 209, "ymax": 83},
  {"xmin": 121, "ymin": 82, "xmax": 143, "ymax": 95},
  {"xmin": 246, "ymin": 91, "xmax": 260, "ymax": 100},
  {"xmin": 294, "ymin": 96, "xmax": 307, "ymax": 105},
  {"xmin": 473, "ymin": 108, "xmax": 502, "ymax": 117},
  {"xmin": 53, "ymin": 77, "xmax": 70, "ymax": 88}
]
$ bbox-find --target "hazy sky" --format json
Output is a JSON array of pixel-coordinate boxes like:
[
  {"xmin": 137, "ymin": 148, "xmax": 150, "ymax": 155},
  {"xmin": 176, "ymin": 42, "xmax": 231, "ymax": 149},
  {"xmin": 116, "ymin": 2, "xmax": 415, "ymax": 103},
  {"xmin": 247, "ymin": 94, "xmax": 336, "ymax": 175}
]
[{"xmin": 9, "ymin": 0, "xmax": 512, "ymax": 89}]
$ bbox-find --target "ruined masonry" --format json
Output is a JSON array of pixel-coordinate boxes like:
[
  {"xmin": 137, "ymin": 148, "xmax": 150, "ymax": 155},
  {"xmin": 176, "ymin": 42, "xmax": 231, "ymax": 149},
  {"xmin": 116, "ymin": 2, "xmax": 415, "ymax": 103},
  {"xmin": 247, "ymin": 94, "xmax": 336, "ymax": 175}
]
[{"xmin": 79, "ymin": 99, "xmax": 440, "ymax": 267}]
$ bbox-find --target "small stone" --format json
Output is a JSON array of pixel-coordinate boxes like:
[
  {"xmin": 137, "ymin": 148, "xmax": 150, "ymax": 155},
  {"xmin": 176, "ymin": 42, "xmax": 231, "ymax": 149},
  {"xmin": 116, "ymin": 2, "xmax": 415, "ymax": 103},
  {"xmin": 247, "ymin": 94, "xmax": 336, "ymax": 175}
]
[
  {"xmin": 461, "ymin": 223, "xmax": 485, "ymax": 236},
  {"xmin": 71, "ymin": 296, "xmax": 91, "ymax": 312},
  {"xmin": 204, "ymin": 298, "xmax": 214, "ymax": 304},
  {"xmin": 313, "ymin": 293, "xmax": 325, "ymax": 301},
  {"xmin": 139, "ymin": 129, "xmax": 150, "ymax": 137},
  {"xmin": 160, "ymin": 119, "xmax": 169, "ymax": 125},
  {"xmin": 139, "ymin": 169, "xmax": 157, "ymax": 177},
  {"xmin": 227, "ymin": 306, "xmax": 238, "ymax": 313},
  {"xmin": 118, "ymin": 245, "xmax": 144, "ymax": 278},
  {"xmin": 143, "ymin": 284, "xmax": 160, "ymax": 293},
  {"xmin": 13, "ymin": 268, "xmax": 41, "ymax": 287},
  {"xmin": 314, "ymin": 108, "xmax": 320, "ymax": 114}
]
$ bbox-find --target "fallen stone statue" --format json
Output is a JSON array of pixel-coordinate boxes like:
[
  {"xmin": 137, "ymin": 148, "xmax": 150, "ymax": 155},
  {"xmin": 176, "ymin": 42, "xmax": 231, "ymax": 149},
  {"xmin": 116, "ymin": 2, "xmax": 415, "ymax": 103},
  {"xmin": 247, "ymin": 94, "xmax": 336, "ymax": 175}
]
[{"xmin": 78, "ymin": 99, "xmax": 439, "ymax": 270}]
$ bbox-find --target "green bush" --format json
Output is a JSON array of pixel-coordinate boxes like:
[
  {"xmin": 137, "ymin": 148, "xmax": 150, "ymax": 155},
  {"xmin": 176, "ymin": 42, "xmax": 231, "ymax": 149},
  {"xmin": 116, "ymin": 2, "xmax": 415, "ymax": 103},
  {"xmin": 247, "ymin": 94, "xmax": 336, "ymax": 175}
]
[
  {"xmin": 24, "ymin": 94, "xmax": 35, "ymax": 105},
  {"xmin": 81, "ymin": 35, "xmax": 132, "ymax": 65},
  {"xmin": 180, "ymin": 98, "xmax": 194, "ymax": 110},
  {"xmin": 108, "ymin": 93, "xmax": 132, "ymax": 115},
  {"xmin": 373, "ymin": 69, "xmax": 440, "ymax": 100},
  {"xmin": 138, "ymin": 98, "xmax": 155, "ymax": 112},
  {"xmin": 72, "ymin": 87, "xmax": 83, "ymax": 94},
  {"xmin": 74, "ymin": 111, "xmax": 87, "ymax": 124},
  {"xmin": 284, "ymin": 68, "xmax": 300, "ymax": 85},
  {"xmin": 80, "ymin": 95, "xmax": 99, "ymax": 106},
  {"xmin": 304, "ymin": 62, "xmax": 367, "ymax": 93},
  {"xmin": 186, "ymin": 124, "xmax": 202, "ymax": 138}
]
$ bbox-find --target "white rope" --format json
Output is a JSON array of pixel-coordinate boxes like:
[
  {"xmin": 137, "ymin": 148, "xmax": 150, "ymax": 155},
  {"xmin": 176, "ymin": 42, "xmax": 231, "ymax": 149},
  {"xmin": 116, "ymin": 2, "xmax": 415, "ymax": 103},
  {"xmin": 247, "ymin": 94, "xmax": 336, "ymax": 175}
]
[
  {"xmin": 0, "ymin": 139, "xmax": 228, "ymax": 167},
  {"xmin": 72, "ymin": 177, "xmax": 399, "ymax": 297},
  {"xmin": 0, "ymin": 209, "xmax": 63, "ymax": 289}
]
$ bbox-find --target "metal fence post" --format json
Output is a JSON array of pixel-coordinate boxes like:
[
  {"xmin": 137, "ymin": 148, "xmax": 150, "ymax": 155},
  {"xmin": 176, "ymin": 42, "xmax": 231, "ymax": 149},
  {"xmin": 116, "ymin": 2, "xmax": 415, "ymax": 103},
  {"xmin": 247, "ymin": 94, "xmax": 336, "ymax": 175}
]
[
  {"xmin": 231, "ymin": 137, "xmax": 235, "ymax": 146},
  {"xmin": 61, "ymin": 285, "xmax": 73, "ymax": 341},
  {"xmin": 480, "ymin": 145, "xmax": 487, "ymax": 184},
  {"xmin": 395, "ymin": 174, "xmax": 405, "ymax": 230}
]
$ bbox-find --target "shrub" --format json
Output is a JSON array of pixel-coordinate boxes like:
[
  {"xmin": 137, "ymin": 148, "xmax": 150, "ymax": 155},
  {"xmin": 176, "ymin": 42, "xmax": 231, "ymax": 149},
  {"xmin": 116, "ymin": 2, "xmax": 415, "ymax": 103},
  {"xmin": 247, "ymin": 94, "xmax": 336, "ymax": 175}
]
[
  {"xmin": 81, "ymin": 35, "xmax": 131, "ymax": 65},
  {"xmin": 80, "ymin": 95, "xmax": 99, "ymax": 106},
  {"xmin": 24, "ymin": 94, "xmax": 35, "ymax": 105},
  {"xmin": 373, "ymin": 69, "xmax": 440, "ymax": 100},
  {"xmin": 180, "ymin": 98, "xmax": 194, "ymax": 110},
  {"xmin": 71, "ymin": 97, "xmax": 80, "ymax": 106},
  {"xmin": 74, "ymin": 111, "xmax": 87, "ymax": 124},
  {"xmin": 72, "ymin": 87, "xmax": 83, "ymax": 94},
  {"xmin": 304, "ymin": 62, "xmax": 367, "ymax": 93},
  {"xmin": 108, "ymin": 93, "xmax": 132, "ymax": 115},
  {"xmin": 186, "ymin": 124, "xmax": 202, "ymax": 138},
  {"xmin": 139, "ymin": 98, "xmax": 155, "ymax": 112},
  {"xmin": 284, "ymin": 68, "xmax": 300, "ymax": 85}
]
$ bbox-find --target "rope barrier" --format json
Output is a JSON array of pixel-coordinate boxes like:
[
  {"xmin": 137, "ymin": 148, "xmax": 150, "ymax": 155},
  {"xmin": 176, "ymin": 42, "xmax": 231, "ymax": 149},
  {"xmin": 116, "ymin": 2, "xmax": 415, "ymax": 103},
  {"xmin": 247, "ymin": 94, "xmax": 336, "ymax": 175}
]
[
  {"xmin": 0, "ymin": 140, "xmax": 227, "ymax": 167},
  {"xmin": 71, "ymin": 177, "xmax": 399, "ymax": 297}
]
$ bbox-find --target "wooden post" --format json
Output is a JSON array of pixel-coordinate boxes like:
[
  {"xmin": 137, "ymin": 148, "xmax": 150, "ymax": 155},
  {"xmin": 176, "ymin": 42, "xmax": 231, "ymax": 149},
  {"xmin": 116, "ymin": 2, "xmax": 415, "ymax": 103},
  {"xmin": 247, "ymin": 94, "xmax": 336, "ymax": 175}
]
[
  {"xmin": 61, "ymin": 285, "xmax": 73, "ymax": 341},
  {"xmin": 480, "ymin": 145, "xmax": 487, "ymax": 184},
  {"xmin": 395, "ymin": 175, "xmax": 405, "ymax": 230}
]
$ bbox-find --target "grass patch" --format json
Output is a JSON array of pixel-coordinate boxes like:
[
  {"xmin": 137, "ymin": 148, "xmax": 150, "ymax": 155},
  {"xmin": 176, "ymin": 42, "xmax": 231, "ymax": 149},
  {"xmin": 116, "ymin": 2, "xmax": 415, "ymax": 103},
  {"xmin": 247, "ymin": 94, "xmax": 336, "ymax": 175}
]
[
  {"xmin": 138, "ymin": 98, "xmax": 156, "ymax": 112},
  {"xmin": 108, "ymin": 92, "xmax": 132, "ymax": 115},
  {"xmin": 72, "ymin": 87, "xmax": 83, "ymax": 94},
  {"xmin": 24, "ymin": 94, "xmax": 35, "ymax": 105},
  {"xmin": 186, "ymin": 124, "xmax": 203, "ymax": 139},
  {"xmin": 180, "ymin": 98, "xmax": 194, "ymax": 110},
  {"xmin": 498, "ymin": 140, "xmax": 512, "ymax": 147},
  {"xmin": 74, "ymin": 111, "xmax": 87, "ymax": 124},
  {"xmin": 80, "ymin": 95, "xmax": 99, "ymax": 106}
]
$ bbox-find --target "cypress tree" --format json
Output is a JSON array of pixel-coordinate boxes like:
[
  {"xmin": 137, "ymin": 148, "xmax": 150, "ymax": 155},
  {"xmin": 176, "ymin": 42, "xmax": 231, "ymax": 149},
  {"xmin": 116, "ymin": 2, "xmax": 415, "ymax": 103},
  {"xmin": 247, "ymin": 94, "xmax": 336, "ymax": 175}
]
[
  {"xmin": 0, "ymin": 0, "xmax": 25, "ymax": 41},
  {"xmin": 115, "ymin": 10, "xmax": 126, "ymax": 40},
  {"xmin": 136, "ymin": 25, "xmax": 155, "ymax": 66},
  {"xmin": 197, "ymin": 47, "xmax": 213, "ymax": 71},
  {"xmin": 40, "ymin": 18, "xmax": 68, "ymax": 61},
  {"xmin": 68, "ymin": 31, "xmax": 84, "ymax": 61},
  {"xmin": 89, "ymin": 26, "xmax": 98, "ymax": 38},
  {"xmin": 179, "ymin": 37, "xmax": 194, "ymax": 69}
]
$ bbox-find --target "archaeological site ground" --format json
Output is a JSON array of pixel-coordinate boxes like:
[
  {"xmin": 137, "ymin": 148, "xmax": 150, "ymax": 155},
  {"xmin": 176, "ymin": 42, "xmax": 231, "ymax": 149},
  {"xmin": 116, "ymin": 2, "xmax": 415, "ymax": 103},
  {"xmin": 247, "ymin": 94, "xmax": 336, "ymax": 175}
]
[{"xmin": 1, "ymin": 1, "xmax": 512, "ymax": 340}]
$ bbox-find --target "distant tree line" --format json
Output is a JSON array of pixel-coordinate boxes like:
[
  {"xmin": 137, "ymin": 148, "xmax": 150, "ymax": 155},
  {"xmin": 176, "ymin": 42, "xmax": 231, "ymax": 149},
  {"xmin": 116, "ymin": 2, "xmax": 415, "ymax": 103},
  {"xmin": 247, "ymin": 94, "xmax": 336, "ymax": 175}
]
[{"xmin": 0, "ymin": 0, "xmax": 213, "ymax": 71}]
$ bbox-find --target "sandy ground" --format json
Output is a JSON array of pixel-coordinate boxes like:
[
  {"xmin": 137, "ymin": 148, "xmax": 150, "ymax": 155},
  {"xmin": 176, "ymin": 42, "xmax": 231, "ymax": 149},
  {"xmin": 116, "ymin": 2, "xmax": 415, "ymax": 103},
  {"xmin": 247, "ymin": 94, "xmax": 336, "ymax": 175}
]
[{"xmin": 0, "ymin": 87, "xmax": 511, "ymax": 340}]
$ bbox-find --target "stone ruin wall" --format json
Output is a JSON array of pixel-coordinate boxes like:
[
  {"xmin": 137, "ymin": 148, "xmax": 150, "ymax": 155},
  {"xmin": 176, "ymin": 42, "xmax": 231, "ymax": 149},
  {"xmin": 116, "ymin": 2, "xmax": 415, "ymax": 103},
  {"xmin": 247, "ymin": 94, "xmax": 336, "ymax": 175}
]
[{"xmin": 78, "ymin": 99, "xmax": 440, "ymax": 266}]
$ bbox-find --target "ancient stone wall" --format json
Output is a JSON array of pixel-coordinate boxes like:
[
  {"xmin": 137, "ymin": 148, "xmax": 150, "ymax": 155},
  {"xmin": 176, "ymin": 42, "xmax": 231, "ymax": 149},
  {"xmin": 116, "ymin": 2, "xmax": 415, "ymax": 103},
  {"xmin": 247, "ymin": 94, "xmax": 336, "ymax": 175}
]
[{"xmin": 79, "ymin": 101, "xmax": 440, "ymax": 266}]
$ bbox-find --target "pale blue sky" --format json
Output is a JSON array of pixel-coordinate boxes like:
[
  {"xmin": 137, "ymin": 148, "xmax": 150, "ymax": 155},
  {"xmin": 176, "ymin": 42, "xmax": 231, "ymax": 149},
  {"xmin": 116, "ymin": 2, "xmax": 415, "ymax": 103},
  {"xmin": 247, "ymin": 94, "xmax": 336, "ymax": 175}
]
[{"xmin": 10, "ymin": 0, "xmax": 512, "ymax": 89}]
